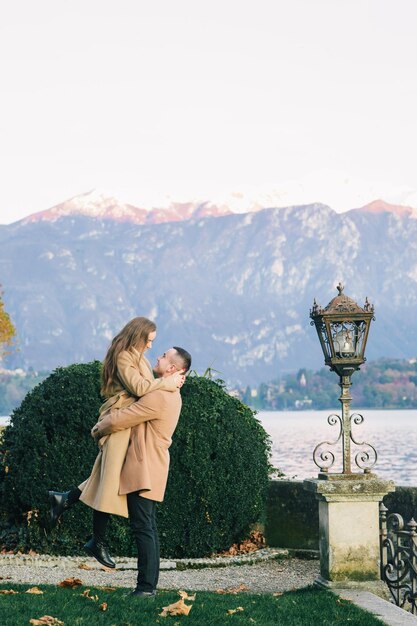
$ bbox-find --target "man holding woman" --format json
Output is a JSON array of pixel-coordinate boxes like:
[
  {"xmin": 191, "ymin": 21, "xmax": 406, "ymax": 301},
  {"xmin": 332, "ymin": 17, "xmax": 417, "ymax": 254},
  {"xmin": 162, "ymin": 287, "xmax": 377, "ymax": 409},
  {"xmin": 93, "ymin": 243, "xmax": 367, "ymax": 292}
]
[{"xmin": 49, "ymin": 317, "xmax": 191, "ymax": 598}]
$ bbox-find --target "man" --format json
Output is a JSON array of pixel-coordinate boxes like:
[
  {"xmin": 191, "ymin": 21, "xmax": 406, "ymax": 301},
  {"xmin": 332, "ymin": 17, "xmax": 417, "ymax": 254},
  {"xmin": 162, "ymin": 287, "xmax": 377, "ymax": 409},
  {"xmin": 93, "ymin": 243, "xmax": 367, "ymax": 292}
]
[{"xmin": 91, "ymin": 346, "xmax": 192, "ymax": 598}]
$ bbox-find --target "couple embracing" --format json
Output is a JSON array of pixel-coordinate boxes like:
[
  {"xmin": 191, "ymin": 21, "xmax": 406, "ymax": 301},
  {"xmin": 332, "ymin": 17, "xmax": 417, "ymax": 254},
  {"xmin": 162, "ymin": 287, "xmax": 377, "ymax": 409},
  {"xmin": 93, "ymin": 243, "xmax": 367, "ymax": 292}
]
[{"xmin": 49, "ymin": 317, "xmax": 191, "ymax": 598}]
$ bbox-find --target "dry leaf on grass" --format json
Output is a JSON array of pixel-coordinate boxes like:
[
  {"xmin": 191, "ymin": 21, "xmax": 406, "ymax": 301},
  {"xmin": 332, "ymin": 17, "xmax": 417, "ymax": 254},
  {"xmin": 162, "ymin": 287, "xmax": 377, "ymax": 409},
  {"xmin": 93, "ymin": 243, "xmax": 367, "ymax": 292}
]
[
  {"xmin": 272, "ymin": 592, "xmax": 283, "ymax": 597},
  {"xmin": 0, "ymin": 589, "xmax": 19, "ymax": 594},
  {"xmin": 81, "ymin": 589, "xmax": 99, "ymax": 601},
  {"xmin": 159, "ymin": 598, "xmax": 192, "ymax": 617},
  {"xmin": 99, "ymin": 602, "xmax": 108, "ymax": 611},
  {"xmin": 160, "ymin": 598, "xmax": 193, "ymax": 617},
  {"xmin": 100, "ymin": 586, "xmax": 117, "ymax": 592},
  {"xmin": 29, "ymin": 616, "xmax": 64, "ymax": 625},
  {"xmin": 216, "ymin": 584, "xmax": 249, "ymax": 595},
  {"xmin": 178, "ymin": 590, "xmax": 196, "ymax": 601},
  {"xmin": 58, "ymin": 577, "xmax": 82, "ymax": 588},
  {"xmin": 227, "ymin": 606, "xmax": 244, "ymax": 615},
  {"xmin": 26, "ymin": 587, "xmax": 44, "ymax": 594},
  {"xmin": 78, "ymin": 563, "xmax": 92, "ymax": 570}
]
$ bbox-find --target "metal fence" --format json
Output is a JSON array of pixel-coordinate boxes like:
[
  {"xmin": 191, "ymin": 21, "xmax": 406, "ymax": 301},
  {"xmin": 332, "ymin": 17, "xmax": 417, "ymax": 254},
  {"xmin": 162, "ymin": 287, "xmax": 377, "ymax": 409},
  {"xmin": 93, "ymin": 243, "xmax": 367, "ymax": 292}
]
[{"xmin": 380, "ymin": 503, "xmax": 417, "ymax": 614}]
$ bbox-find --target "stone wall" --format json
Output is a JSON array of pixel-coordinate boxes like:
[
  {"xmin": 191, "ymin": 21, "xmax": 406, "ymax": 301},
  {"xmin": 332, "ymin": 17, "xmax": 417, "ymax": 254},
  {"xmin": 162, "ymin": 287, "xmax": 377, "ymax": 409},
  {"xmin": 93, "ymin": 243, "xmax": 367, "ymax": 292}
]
[{"xmin": 265, "ymin": 480, "xmax": 417, "ymax": 550}]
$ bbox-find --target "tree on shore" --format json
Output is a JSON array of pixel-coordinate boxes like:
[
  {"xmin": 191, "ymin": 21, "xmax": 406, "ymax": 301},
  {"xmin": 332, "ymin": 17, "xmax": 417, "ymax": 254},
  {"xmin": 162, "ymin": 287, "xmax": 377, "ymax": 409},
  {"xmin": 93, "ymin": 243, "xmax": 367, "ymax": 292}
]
[{"xmin": 0, "ymin": 286, "xmax": 15, "ymax": 359}]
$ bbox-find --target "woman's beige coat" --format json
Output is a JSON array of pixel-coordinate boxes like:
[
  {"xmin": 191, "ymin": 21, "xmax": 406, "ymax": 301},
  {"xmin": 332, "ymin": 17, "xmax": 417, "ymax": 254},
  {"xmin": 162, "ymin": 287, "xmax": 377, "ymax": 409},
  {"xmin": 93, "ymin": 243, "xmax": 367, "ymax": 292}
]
[
  {"xmin": 78, "ymin": 348, "xmax": 177, "ymax": 517},
  {"xmin": 93, "ymin": 388, "xmax": 182, "ymax": 502}
]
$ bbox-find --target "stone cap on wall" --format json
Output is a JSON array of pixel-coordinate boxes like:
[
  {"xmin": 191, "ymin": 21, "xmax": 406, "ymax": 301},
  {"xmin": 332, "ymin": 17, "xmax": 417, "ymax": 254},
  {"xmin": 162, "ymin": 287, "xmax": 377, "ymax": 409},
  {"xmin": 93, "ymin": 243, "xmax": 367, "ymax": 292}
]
[{"xmin": 303, "ymin": 476, "xmax": 395, "ymax": 502}]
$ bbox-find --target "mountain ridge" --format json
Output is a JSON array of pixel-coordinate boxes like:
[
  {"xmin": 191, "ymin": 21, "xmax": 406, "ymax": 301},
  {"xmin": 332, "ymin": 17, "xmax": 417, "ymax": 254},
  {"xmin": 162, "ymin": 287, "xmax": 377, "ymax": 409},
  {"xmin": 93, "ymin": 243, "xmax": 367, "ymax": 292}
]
[
  {"xmin": 19, "ymin": 190, "xmax": 233, "ymax": 226},
  {"xmin": 2, "ymin": 198, "xmax": 417, "ymax": 385},
  {"xmin": 11, "ymin": 189, "xmax": 417, "ymax": 227}
]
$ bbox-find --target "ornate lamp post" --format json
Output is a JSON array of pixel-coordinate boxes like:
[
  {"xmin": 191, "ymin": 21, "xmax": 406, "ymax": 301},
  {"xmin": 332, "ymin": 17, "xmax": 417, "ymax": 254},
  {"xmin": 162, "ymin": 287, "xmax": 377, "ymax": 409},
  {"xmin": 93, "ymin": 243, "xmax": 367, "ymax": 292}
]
[
  {"xmin": 309, "ymin": 283, "xmax": 376, "ymax": 475},
  {"xmin": 304, "ymin": 283, "xmax": 395, "ymax": 589}
]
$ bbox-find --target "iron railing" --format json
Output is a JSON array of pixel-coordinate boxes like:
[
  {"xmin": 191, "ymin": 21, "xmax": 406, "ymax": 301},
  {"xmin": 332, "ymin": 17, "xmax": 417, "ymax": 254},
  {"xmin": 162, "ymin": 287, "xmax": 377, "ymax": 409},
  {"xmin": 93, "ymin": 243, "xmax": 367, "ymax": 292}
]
[{"xmin": 380, "ymin": 503, "xmax": 417, "ymax": 614}]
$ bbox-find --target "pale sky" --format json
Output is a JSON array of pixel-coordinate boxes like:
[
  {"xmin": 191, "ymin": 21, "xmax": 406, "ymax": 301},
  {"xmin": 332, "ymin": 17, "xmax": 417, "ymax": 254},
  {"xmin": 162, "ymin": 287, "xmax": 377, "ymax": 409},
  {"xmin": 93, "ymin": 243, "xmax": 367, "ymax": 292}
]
[{"xmin": 1, "ymin": 0, "xmax": 417, "ymax": 224}]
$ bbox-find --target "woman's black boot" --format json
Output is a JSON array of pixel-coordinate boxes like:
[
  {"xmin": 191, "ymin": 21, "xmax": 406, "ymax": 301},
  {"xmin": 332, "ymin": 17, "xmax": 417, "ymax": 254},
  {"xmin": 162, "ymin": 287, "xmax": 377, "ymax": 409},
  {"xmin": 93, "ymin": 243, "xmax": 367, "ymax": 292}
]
[
  {"xmin": 48, "ymin": 487, "xmax": 81, "ymax": 528},
  {"xmin": 83, "ymin": 537, "xmax": 116, "ymax": 568}
]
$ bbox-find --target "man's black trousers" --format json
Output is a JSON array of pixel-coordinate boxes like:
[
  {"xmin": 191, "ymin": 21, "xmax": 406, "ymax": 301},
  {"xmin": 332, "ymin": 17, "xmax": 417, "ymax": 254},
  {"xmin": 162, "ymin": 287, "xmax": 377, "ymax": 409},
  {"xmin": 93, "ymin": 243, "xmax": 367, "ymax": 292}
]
[{"xmin": 127, "ymin": 492, "xmax": 160, "ymax": 592}]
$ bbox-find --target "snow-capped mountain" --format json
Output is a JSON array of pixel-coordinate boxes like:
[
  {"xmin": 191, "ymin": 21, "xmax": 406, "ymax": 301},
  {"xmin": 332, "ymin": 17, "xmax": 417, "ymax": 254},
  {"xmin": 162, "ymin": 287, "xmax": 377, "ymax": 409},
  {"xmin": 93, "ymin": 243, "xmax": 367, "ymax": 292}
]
[
  {"xmin": 2, "ymin": 196, "xmax": 417, "ymax": 385},
  {"xmin": 353, "ymin": 198, "xmax": 417, "ymax": 219},
  {"xmin": 21, "ymin": 190, "xmax": 232, "ymax": 225}
]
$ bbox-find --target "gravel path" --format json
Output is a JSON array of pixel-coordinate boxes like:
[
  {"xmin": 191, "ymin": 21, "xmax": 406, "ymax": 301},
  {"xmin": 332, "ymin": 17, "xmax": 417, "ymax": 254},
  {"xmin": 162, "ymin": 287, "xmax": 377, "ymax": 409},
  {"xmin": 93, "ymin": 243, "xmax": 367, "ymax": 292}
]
[{"xmin": 0, "ymin": 552, "xmax": 319, "ymax": 594}]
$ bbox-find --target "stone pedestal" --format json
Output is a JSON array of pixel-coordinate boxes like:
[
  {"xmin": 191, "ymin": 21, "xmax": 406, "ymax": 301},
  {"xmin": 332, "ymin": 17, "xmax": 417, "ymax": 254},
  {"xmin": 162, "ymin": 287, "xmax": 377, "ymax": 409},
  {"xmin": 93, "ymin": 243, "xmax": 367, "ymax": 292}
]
[{"xmin": 304, "ymin": 474, "xmax": 395, "ymax": 588}]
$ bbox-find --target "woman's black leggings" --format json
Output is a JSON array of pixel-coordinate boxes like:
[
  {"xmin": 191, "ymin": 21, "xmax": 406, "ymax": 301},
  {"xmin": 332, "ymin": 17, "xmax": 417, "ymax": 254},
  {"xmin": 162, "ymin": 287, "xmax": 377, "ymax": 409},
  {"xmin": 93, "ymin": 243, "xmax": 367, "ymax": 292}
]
[{"xmin": 67, "ymin": 487, "xmax": 110, "ymax": 543}]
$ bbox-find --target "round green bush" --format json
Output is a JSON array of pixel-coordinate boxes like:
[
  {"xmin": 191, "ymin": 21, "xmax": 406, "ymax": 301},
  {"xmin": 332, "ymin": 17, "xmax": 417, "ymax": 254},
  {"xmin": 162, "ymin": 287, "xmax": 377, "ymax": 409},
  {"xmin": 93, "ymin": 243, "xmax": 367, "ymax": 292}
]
[
  {"xmin": 0, "ymin": 362, "xmax": 105, "ymax": 555},
  {"xmin": 0, "ymin": 363, "xmax": 271, "ymax": 557},
  {"xmin": 161, "ymin": 375, "xmax": 271, "ymax": 557}
]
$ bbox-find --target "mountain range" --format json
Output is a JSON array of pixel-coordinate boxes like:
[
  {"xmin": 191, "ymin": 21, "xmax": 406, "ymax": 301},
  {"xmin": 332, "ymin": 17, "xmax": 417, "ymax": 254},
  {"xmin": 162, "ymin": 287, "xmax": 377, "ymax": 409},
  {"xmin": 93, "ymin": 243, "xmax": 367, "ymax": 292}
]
[{"xmin": 1, "ymin": 192, "xmax": 417, "ymax": 386}]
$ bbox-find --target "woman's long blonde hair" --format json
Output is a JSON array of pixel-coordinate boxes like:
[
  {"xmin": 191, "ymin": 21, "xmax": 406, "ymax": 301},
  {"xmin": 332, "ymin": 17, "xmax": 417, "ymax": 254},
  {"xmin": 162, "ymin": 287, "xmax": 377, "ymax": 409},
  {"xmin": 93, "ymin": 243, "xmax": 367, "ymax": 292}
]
[{"xmin": 101, "ymin": 317, "xmax": 156, "ymax": 396}]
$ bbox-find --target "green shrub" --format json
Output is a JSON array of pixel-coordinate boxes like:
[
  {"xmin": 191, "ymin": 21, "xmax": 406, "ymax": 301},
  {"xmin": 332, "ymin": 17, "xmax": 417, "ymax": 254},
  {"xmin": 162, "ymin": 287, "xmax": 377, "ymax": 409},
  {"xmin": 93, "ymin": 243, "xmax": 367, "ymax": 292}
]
[
  {"xmin": 0, "ymin": 363, "xmax": 271, "ymax": 557},
  {"xmin": 383, "ymin": 486, "xmax": 417, "ymax": 523},
  {"xmin": 0, "ymin": 362, "xmax": 105, "ymax": 554},
  {"xmin": 160, "ymin": 375, "xmax": 271, "ymax": 557}
]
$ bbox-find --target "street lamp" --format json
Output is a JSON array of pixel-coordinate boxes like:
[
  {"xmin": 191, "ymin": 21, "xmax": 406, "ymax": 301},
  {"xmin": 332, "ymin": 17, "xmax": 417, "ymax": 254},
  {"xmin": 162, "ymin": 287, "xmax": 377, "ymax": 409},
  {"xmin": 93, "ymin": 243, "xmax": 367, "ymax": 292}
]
[
  {"xmin": 310, "ymin": 283, "xmax": 376, "ymax": 475},
  {"xmin": 305, "ymin": 284, "xmax": 394, "ymax": 587}
]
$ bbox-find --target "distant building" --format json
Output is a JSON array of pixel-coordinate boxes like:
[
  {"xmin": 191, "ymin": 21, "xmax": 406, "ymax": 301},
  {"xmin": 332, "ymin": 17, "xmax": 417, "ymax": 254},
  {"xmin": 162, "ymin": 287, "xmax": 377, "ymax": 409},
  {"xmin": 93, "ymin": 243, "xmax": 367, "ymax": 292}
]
[
  {"xmin": 295, "ymin": 398, "xmax": 313, "ymax": 409},
  {"xmin": 299, "ymin": 373, "xmax": 307, "ymax": 387}
]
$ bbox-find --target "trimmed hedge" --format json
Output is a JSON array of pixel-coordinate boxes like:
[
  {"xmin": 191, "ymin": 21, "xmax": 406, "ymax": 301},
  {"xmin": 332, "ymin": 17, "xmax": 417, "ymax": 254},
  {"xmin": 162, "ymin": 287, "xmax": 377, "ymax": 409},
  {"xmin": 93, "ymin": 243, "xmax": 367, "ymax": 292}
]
[
  {"xmin": 159, "ymin": 375, "xmax": 271, "ymax": 557},
  {"xmin": 383, "ymin": 486, "xmax": 417, "ymax": 523},
  {"xmin": 0, "ymin": 363, "xmax": 271, "ymax": 558},
  {"xmin": 0, "ymin": 362, "xmax": 103, "ymax": 555}
]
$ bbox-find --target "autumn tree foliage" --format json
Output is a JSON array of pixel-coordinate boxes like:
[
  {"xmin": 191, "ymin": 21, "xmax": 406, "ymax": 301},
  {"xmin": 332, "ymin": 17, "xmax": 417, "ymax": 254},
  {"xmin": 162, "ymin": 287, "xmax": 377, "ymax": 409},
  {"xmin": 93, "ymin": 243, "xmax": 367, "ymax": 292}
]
[{"xmin": 0, "ymin": 286, "xmax": 15, "ymax": 359}]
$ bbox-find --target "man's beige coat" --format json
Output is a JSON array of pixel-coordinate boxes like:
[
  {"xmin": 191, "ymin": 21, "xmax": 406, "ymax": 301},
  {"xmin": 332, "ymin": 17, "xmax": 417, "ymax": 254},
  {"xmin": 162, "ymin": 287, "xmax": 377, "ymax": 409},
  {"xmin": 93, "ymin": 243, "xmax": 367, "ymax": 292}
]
[
  {"xmin": 93, "ymin": 388, "xmax": 182, "ymax": 502},
  {"xmin": 79, "ymin": 348, "xmax": 177, "ymax": 517}
]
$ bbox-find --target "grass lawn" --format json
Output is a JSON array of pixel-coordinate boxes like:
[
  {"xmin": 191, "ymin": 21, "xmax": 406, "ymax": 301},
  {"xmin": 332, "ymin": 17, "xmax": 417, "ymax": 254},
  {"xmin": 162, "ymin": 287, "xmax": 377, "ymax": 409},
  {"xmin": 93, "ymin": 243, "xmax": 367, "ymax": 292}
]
[{"xmin": 0, "ymin": 583, "xmax": 386, "ymax": 625}]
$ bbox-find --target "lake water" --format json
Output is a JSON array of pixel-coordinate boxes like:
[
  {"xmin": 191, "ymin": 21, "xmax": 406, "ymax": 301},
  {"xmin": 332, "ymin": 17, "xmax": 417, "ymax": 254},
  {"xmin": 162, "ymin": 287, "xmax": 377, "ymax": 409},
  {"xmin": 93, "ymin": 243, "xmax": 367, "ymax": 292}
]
[
  {"xmin": 2, "ymin": 411, "xmax": 417, "ymax": 485},
  {"xmin": 258, "ymin": 409, "xmax": 417, "ymax": 486}
]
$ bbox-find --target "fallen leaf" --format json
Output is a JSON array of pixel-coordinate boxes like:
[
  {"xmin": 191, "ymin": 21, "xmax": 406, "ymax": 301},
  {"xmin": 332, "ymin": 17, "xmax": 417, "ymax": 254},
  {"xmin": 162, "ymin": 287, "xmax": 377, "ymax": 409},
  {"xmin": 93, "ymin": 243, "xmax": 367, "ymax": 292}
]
[
  {"xmin": 78, "ymin": 563, "xmax": 92, "ymax": 570},
  {"xmin": 29, "ymin": 617, "xmax": 64, "ymax": 625},
  {"xmin": 99, "ymin": 603, "xmax": 108, "ymax": 611},
  {"xmin": 101, "ymin": 586, "xmax": 117, "ymax": 592},
  {"xmin": 100, "ymin": 566, "xmax": 113, "ymax": 572},
  {"xmin": 227, "ymin": 606, "xmax": 244, "ymax": 615},
  {"xmin": 178, "ymin": 590, "xmax": 196, "ymax": 601},
  {"xmin": 26, "ymin": 587, "xmax": 44, "ymax": 594},
  {"xmin": 273, "ymin": 592, "xmax": 283, "ymax": 597},
  {"xmin": 160, "ymin": 598, "xmax": 192, "ymax": 617},
  {"xmin": 58, "ymin": 577, "xmax": 82, "ymax": 588},
  {"xmin": 219, "ymin": 530, "xmax": 265, "ymax": 556},
  {"xmin": 28, "ymin": 549, "xmax": 38, "ymax": 556},
  {"xmin": 81, "ymin": 589, "xmax": 99, "ymax": 601},
  {"xmin": 0, "ymin": 589, "xmax": 19, "ymax": 594},
  {"xmin": 216, "ymin": 584, "xmax": 249, "ymax": 595}
]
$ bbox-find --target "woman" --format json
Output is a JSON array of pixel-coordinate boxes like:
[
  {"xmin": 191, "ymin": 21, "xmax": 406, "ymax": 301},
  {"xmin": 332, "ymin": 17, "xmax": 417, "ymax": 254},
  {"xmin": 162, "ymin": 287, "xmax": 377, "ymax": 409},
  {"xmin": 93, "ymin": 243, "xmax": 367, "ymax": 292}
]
[{"xmin": 49, "ymin": 316, "xmax": 184, "ymax": 568}]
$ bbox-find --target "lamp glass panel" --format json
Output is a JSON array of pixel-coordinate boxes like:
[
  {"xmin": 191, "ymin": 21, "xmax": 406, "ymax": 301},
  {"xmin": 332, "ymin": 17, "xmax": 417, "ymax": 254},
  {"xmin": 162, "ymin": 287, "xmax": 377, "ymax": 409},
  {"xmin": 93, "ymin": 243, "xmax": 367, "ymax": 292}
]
[{"xmin": 332, "ymin": 327, "xmax": 356, "ymax": 357}]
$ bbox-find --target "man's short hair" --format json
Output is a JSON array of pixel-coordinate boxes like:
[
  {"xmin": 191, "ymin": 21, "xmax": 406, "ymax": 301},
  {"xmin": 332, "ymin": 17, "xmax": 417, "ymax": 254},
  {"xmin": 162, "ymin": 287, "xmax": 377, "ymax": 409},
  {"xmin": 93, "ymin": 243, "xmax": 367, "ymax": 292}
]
[{"xmin": 172, "ymin": 346, "xmax": 192, "ymax": 372}]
